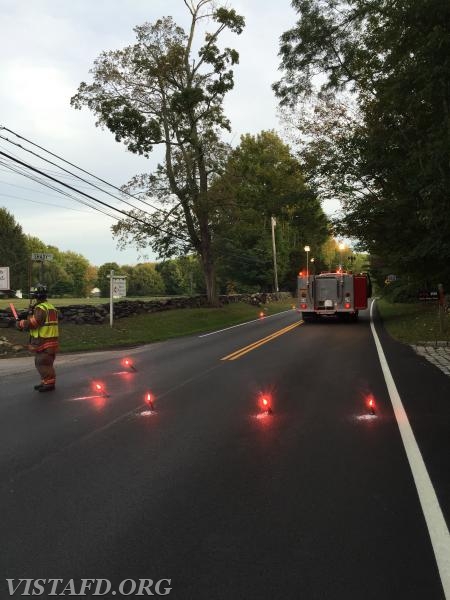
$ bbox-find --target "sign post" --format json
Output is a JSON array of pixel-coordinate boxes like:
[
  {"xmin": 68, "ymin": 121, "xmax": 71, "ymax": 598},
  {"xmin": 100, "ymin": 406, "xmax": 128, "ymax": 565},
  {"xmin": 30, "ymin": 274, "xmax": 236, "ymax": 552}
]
[
  {"xmin": 31, "ymin": 253, "xmax": 53, "ymax": 285},
  {"xmin": 108, "ymin": 271, "xmax": 127, "ymax": 327}
]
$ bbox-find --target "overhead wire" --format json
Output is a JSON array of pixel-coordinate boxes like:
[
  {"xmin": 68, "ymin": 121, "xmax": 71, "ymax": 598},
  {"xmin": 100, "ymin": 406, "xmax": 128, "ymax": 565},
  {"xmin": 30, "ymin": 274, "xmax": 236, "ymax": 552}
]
[
  {"xmin": 0, "ymin": 132, "xmax": 166, "ymax": 215},
  {"xmin": 0, "ymin": 159, "xmax": 119, "ymax": 221},
  {"xmin": 0, "ymin": 126, "xmax": 283, "ymax": 268},
  {"xmin": 0, "ymin": 151, "xmax": 189, "ymax": 242},
  {"xmin": 0, "ymin": 126, "xmax": 166, "ymax": 212}
]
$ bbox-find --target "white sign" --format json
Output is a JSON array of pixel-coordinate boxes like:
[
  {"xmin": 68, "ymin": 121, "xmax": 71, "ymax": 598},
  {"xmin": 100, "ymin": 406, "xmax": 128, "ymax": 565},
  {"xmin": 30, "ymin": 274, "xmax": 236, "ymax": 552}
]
[
  {"xmin": 112, "ymin": 277, "xmax": 127, "ymax": 298},
  {"xmin": 31, "ymin": 253, "xmax": 54, "ymax": 261},
  {"xmin": 0, "ymin": 267, "xmax": 10, "ymax": 290},
  {"xmin": 386, "ymin": 274, "xmax": 397, "ymax": 282}
]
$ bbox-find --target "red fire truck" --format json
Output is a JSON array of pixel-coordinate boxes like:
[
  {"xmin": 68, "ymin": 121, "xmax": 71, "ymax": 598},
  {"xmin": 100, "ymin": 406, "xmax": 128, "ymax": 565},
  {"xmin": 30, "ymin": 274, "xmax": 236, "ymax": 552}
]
[{"xmin": 297, "ymin": 270, "xmax": 371, "ymax": 322}]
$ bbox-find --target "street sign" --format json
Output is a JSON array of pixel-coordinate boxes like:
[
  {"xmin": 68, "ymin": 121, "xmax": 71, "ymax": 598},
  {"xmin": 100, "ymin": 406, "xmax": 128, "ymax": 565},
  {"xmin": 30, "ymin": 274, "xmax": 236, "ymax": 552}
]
[
  {"xmin": 0, "ymin": 267, "xmax": 10, "ymax": 290},
  {"xmin": 112, "ymin": 277, "xmax": 127, "ymax": 298},
  {"xmin": 31, "ymin": 253, "xmax": 54, "ymax": 261},
  {"xmin": 386, "ymin": 274, "xmax": 397, "ymax": 282}
]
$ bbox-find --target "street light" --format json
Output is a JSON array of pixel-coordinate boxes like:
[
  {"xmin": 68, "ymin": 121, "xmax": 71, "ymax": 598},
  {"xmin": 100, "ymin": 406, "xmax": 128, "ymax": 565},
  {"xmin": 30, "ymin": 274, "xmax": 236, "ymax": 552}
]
[{"xmin": 304, "ymin": 245, "xmax": 310, "ymax": 279}]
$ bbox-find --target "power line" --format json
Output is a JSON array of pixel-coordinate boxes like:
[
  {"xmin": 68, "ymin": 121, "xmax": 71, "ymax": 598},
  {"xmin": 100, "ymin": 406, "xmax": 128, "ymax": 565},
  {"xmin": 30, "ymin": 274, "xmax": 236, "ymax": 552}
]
[
  {"xmin": 0, "ymin": 132, "xmax": 163, "ymax": 216},
  {"xmin": 0, "ymin": 125, "xmax": 166, "ymax": 213},
  {"xmin": 0, "ymin": 191, "xmax": 90, "ymax": 213},
  {"xmin": 0, "ymin": 151, "xmax": 189, "ymax": 242},
  {"xmin": 0, "ymin": 159, "xmax": 119, "ymax": 221}
]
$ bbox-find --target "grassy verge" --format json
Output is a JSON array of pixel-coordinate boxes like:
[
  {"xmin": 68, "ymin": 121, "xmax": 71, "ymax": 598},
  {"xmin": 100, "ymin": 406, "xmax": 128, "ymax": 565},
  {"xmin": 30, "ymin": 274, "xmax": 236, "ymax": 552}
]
[
  {"xmin": 376, "ymin": 297, "xmax": 450, "ymax": 344},
  {"xmin": 1, "ymin": 298, "xmax": 296, "ymax": 354}
]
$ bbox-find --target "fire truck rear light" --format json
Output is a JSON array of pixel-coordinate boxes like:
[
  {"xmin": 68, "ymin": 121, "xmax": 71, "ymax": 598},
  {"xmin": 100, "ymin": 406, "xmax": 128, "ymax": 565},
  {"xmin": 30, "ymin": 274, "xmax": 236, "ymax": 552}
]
[
  {"xmin": 300, "ymin": 303, "xmax": 307, "ymax": 309},
  {"xmin": 345, "ymin": 302, "xmax": 351, "ymax": 309}
]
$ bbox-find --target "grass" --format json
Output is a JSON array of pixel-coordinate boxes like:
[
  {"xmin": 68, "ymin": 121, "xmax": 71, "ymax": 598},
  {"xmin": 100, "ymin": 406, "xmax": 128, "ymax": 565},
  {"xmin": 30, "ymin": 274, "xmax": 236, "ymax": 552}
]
[
  {"xmin": 376, "ymin": 297, "xmax": 450, "ymax": 344},
  {"xmin": 0, "ymin": 298, "xmax": 296, "ymax": 354}
]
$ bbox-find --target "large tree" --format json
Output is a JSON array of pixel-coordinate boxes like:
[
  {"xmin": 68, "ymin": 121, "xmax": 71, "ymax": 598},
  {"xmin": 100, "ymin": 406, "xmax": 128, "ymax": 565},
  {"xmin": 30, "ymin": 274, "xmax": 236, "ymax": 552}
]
[
  {"xmin": 274, "ymin": 0, "xmax": 450, "ymax": 285},
  {"xmin": 211, "ymin": 131, "xmax": 329, "ymax": 291},
  {"xmin": 71, "ymin": 0, "xmax": 245, "ymax": 304}
]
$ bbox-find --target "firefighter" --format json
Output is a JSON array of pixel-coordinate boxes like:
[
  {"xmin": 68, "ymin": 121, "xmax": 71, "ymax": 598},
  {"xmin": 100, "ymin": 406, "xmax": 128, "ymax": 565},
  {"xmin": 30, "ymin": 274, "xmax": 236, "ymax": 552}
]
[{"xmin": 17, "ymin": 285, "xmax": 59, "ymax": 392}]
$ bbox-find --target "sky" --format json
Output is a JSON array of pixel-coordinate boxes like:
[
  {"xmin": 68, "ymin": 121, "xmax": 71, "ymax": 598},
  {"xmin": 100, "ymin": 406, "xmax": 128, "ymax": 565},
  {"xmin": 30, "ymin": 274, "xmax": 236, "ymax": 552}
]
[{"xmin": 0, "ymin": 0, "xmax": 330, "ymax": 267}]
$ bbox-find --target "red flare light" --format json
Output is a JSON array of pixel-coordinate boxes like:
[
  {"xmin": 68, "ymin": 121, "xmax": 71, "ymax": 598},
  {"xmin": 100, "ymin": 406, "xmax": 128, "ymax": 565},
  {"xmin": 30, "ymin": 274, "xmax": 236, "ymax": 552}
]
[
  {"xmin": 92, "ymin": 381, "xmax": 109, "ymax": 397},
  {"xmin": 259, "ymin": 311, "xmax": 265, "ymax": 318},
  {"xmin": 145, "ymin": 392, "xmax": 155, "ymax": 410},
  {"xmin": 122, "ymin": 357, "xmax": 137, "ymax": 371},
  {"xmin": 367, "ymin": 395, "xmax": 376, "ymax": 414},
  {"xmin": 259, "ymin": 393, "xmax": 273, "ymax": 414}
]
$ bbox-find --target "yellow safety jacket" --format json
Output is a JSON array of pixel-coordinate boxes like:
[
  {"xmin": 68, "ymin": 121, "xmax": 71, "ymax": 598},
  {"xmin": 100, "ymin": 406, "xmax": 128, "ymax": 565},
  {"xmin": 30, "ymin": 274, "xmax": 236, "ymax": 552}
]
[{"xmin": 27, "ymin": 301, "xmax": 59, "ymax": 352}]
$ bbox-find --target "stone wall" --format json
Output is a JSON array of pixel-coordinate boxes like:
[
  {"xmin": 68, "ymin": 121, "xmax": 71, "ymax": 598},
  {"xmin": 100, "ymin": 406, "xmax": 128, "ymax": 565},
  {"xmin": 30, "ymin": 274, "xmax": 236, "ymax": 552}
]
[{"xmin": 57, "ymin": 292, "xmax": 293, "ymax": 324}]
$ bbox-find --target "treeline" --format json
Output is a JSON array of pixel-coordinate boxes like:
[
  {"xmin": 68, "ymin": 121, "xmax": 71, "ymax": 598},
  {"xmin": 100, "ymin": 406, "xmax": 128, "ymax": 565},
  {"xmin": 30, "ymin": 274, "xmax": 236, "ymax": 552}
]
[{"xmin": 1, "ymin": 205, "xmax": 367, "ymax": 298}]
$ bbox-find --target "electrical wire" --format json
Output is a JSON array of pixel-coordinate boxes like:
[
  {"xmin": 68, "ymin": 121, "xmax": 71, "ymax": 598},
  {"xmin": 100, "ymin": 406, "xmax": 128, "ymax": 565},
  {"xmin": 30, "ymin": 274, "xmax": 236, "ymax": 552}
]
[
  {"xmin": 0, "ymin": 126, "xmax": 166, "ymax": 212},
  {"xmin": 0, "ymin": 151, "xmax": 189, "ymax": 241}
]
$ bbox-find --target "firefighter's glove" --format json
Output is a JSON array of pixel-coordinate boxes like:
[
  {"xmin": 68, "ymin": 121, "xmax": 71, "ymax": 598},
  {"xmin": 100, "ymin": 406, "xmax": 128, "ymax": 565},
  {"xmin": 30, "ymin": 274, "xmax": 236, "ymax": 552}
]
[{"xmin": 16, "ymin": 320, "xmax": 26, "ymax": 330}]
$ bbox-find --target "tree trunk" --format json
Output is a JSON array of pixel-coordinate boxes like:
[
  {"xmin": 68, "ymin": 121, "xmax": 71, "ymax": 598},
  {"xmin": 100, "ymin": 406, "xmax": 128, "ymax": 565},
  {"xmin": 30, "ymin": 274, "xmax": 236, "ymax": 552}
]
[{"xmin": 200, "ymin": 247, "xmax": 219, "ymax": 307}]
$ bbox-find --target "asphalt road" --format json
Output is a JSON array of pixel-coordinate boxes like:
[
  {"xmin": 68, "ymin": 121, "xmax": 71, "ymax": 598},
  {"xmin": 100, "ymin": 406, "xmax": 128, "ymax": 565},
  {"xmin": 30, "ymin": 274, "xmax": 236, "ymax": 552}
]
[{"xmin": 0, "ymin": 304, "xmax": 449, "ymax": 599}]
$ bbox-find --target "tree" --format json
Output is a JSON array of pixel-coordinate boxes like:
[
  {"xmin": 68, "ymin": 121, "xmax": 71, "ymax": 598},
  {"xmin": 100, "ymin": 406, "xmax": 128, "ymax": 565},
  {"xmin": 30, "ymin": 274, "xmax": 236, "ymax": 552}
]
[
  {"xmin": 156, "ymin": 260, "xmax": 187, "ymax": 295},
  {"xmin": 61, "ymin": 251, "xmax": 90, "ymax": 297},
  {"xmin": 210, "ymin": 131, "xmax": 329, "ymax": 291},
  {"xmin": 274, "ymin": 0, "xmax": 450, "ymax": 285},
  {"xmin": 126, "ymin": 263, "xmax": 166, "ymax": 296},
  {"xmin": 0, "ymin": 208, "xmax": 29, "ymax": 291},
  {"xmin": 71, "ymin": 1, "xmax": 245, "ymax": 305},
  {"xmin": 97, "ymin": 262, "xmax": 122, "ymax": 297}
]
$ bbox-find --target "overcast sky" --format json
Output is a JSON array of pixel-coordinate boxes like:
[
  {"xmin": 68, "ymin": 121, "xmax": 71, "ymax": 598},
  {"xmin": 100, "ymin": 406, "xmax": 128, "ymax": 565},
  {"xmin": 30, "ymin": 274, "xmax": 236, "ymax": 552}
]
[{"xmin": 0, "ymin": 0, "xmax": 310, "ymax": 267}]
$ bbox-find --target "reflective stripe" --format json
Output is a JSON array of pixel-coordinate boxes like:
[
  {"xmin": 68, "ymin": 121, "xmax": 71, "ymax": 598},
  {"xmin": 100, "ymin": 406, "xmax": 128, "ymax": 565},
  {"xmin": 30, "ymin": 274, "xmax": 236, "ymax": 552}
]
[{"xmin": 28, "ymin": 340, "xmax": 59, "ymax": 352}]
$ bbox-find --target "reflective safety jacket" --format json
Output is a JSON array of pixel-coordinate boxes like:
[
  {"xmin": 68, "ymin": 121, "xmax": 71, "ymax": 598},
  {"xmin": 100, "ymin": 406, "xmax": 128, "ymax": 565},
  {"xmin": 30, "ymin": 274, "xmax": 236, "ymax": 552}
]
[{"xmin": 18, "ymin": 301, "xmax": 59, "ymax": 353}]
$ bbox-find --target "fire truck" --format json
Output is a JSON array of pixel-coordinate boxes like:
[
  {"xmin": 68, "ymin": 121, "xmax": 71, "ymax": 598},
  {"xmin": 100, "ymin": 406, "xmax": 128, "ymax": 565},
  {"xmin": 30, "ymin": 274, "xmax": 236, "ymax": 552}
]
[{"xmin": 297, "ymin": 270, "xmax": 371, "ymax": 322}]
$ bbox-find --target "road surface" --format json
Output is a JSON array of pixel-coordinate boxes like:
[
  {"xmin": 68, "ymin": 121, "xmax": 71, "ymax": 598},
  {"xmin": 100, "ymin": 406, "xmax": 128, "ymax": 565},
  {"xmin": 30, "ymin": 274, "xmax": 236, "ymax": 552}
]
[{"xmin": 0, "ymin": 303, "xmax": 449, "ymax": 599}]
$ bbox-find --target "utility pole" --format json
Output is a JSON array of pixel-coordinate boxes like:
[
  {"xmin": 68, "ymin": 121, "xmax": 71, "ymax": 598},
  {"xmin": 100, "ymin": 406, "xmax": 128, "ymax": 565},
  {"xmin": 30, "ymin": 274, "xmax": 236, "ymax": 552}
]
[{"xmin": 271, "ymin": 216, "xmax": 279, "ymax": 293}]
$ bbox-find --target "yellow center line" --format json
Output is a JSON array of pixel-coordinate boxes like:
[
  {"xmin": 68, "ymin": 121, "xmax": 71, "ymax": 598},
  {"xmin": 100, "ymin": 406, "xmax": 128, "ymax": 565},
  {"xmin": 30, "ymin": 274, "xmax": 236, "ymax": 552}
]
[{"xmin": 221, "ymin": 320, "xmax": 304, "ymax": 361}]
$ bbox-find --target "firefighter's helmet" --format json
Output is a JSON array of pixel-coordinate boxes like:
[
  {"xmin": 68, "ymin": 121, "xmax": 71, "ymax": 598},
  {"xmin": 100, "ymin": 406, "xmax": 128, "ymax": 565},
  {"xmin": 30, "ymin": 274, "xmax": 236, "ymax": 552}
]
[{"xmin": 31, "ymin": 285, "xmax": 48, "ymax": 300}]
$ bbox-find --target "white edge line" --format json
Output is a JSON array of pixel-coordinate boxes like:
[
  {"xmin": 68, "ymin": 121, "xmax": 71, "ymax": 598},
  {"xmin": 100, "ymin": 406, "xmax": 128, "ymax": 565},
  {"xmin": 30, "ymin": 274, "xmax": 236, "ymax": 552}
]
[
  {"xmin": 370, "ymin": 298, "xmax": 450, "ymax": 598},
  {"xmin": 198, "ymin": 309, "xmax": 295, "ymax": 338}
]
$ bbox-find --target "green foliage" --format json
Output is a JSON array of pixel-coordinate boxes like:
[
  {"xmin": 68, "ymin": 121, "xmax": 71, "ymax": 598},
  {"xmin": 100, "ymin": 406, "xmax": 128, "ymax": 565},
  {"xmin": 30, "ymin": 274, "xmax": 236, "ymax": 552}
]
[
  {"xmin": 211, "ymin": 131, "xmax": 329, "ymax": 291},
  {"xmin": 50, "ymin": 280, "xmax": 75, "ymax": 297},
  {"xmin": 125, "ymin": 263, "xmax": 165, "ymax": 296},
  {"xmin": 61, "ymin": 251, "xmax": 90, "ymax": 297},
  {"xmin": 275, "ymin": 0, "xmax": 450, "ymax": 284},
  {"xmin": 0, "ymin": 207, "xmax": 29, "ymax": 291}
]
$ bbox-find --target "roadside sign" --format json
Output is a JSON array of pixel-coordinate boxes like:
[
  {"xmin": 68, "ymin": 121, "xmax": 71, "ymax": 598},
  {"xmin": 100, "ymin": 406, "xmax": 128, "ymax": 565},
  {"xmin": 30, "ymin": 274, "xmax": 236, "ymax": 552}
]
[
  {"xmin": 31, "ymin": 253, "xmax": 54, "ymax": 261},
  {"xmin": 112, "ymin": 277, "xmax": 127, "ymax": 298},
  {"xmin": 386, "ymin": 274, "xmax": 397, "ymax": 282},
  {"xmin": 0, "ymin": 267, "xmax": 10, "ymax": 290}
]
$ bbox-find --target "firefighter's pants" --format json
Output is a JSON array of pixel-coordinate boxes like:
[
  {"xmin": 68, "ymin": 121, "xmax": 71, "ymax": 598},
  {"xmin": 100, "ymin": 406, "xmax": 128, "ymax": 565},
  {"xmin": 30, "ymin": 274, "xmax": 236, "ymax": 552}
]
[{"xmin": 35, "ymin": 350, "xmax": 56, "ymax": 386}]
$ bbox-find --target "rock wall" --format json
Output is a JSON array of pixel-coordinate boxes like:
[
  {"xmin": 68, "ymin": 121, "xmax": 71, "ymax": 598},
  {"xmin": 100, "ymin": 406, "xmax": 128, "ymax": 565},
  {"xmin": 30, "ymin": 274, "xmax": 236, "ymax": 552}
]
[{"xmin": 57, "ymin": 293, "xmax": 293, "ymax": 324}]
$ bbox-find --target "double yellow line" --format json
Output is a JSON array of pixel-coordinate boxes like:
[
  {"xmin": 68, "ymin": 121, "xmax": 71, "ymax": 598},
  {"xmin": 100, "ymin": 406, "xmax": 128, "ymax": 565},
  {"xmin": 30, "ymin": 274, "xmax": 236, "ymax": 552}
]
[{"xmin": 221, "ymin": 320, "xmax": 303, "ymax": 361}]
